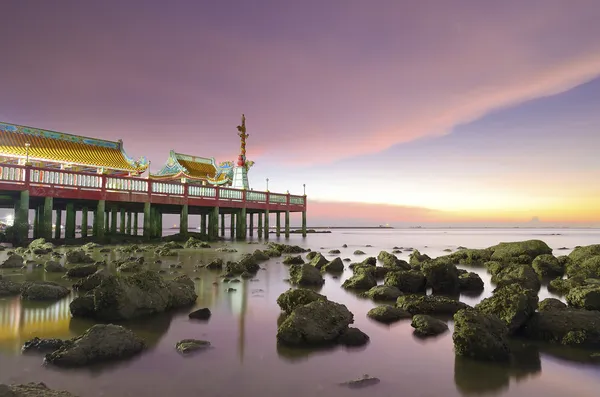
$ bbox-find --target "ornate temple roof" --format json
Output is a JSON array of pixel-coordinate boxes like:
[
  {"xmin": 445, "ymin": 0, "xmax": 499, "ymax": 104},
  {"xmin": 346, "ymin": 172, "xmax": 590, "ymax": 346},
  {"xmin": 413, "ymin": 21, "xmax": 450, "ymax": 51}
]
[
  {"xmin": 151, "ymin": 150, "xmax": 230, "ymax": 184},
  {"xmin": 0, "ymin": 122, "xmax": 148, "ymax": 174}
]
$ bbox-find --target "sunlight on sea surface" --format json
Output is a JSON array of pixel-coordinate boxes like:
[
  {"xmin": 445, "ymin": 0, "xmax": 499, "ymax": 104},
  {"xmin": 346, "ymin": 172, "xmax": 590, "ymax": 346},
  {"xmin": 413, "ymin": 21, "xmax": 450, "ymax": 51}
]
[{"xmin": 0, "ymin": 228, "xmax": 599, "ymax": 397}]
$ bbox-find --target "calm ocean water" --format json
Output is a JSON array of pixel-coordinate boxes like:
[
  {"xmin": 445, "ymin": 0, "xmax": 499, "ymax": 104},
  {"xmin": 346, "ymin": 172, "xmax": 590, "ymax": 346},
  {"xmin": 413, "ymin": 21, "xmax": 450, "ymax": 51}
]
[{"xmin": 0, "ymin": 228, "xmax": 599, "ymax": 397}]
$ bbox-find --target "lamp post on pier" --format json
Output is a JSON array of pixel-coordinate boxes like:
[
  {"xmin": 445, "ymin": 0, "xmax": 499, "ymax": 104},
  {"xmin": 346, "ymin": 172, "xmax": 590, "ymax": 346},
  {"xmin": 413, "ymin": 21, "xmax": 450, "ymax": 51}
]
[
  {"xmin": 266, "ymin": 178, "xmax": 269, "ymax": 192},
  {"xmin": 303, "ymin": 183, "xmax": 306, "ymax": 196}
]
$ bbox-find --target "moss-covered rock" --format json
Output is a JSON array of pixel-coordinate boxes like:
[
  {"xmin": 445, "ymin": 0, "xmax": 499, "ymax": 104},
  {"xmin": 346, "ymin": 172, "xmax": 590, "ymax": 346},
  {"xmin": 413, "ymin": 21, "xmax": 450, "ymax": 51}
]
[
  {"xmin": 44, "ymin": 324, "xmax": 146, "ymax": 367},
  {"xmin": 65, "ymin": 249, "xmax": 95, "ymax": 264},
  {"xmin": 422, "ymin": 261, "xmax": 460, "ymax": 294},
  {"xmin": 491, "ymin": 264, "xmax": 540, "ymax": 291},
  {"xmin": 475, "ymin": 284, "xmax": 538, "ymax": 334},
  {"xmin": 411, "ymin": 314, "xmax": 448, "ymax": 336},
  {"xmin": 338, "ymin": 327, "xmax": 370, "ymax": 347},
  {"xmin": 72, "ymin": 269, "xmax": 110, "ymax": 292},
  {"xmin": 44, "ymin": 260, "xmax": 66, "ymax": 273},
  {"xmin": 22, "ymin": 337, "xmax": 67, "ymax": 353},
  {"xmin": 252, "ymin": 249, "xmax": 270, "ymax": 261},
  {"xmin": 360, "ymin": 285, "xmax": 403, "ymax": 301},
  {"xmin": 264, "ymin": 248, "xmax": 282, "ymax": 257},
  {"xmin": 383, "ymin": 270, "xmax": 426, "ymax": 293},
  {"xmin": 532, "ymin": 254, "xmax": 563, "ymax": 278},
  {"xmin": 28, "ymin": 238, "xmax": 54, "ymax": 254},
  {"xmin": 367, "ymin": 305, "xmax": 411, "ymax": 324},
  {"xmin": 0, "ymin": 278, "xmax": 22, "ymax": 297},
  {"xmin": 306, "ymin": 251, "xmax": 318, "ymax": 260},
  {"xmin": 0, "ymin": 382, "xmax": 77, "ymax": 396},
  {"xmin": 0, "ymin": 254, "xmax": 24, "ymax": 268},
  {"xmin": 396, "ymin": 294, "xmax": 469, "ymax": 315},
  {"xmin": 566, "ymin": 285, "xmax": 600, "ymax": 310},
  {"xmin": 117, "ymin": 261, "xmax": 143, "ymax": 273},
  {"xmin": 458, "ymin": 272, "xmax": 484, "ymax": 292},
  {"xmin": 205, "ymin": 258, "xmax": 223, "ymax": 269},
  {"xmin": 183, "ymin": 237, "xmax": 210, "ymax": 249},
  {"xmin": 353, "ymin": 250, "xmax": 366, "ymax": 255},
  {"xmin": 65, "ymin": 264, "xmax": 98, "ymax": 278},
  {"xmin": 268, "ymin": 243, "xmax": 307, "ymax": 254},
  {"xmin": 453, "ymin": 308, "xmax": 510, "ymax": 362},
  {"xmin": 489, "ymin": 240, "xmax": 552, "ymax": 263},
  {"xmin": 538, "ymin": 298, "xmax": 567, "ymax": 311},
  {"xmin": 21, "ymin": 282, "xmax": 70, "ymax": 301},
  {"xmin": 288, "ymin": 264, "xmax": 325, "ymax": 286},
  {"xmin": 309, "ymin": 253, "xmax": 329, "ymax": 269},
  {"xmin": 548, "ymin": 276, "xmax": 585, "ymax": 295},
  {"xmin": 566, "ymin": 255, "xmax": 600, "ymax": 279},
  {"xmin": 276, "ymin": 300, "xmax": 353, "ymax": 346},
  {"xmin": 322, "ymin": 257, "xmax": 344, "ymax": 273},
  {"xmin": 378, "ymin": 251, "xmax": 410, "ymax": 270},
  {"xmin": 342, "ymin": 271, "xmax": 376, "ymax": 290},
  {"xmin": 276, "ymin": 288, "xmax": 327, "ymax": 314},
  {"xmin": 521, "ymin": 308, "xmax": 600, "ymax": 347},
  {"xmin": 282, "ymin": 255, "xmax": 304, "ymax": 265},
  {"xmin": 568, "ymin": 244, "xmax": 600, "ymax": 267},
  {"xmin": 409, "ymin": 250, "xmax": 431, "ymax": 266},
  {"xmin": 447, "ymin": 248, "xmax": 493, "ymax": 267},
  {"xmin": 175, "ymin": 339, "xmax": 211, "ymax": 354}
]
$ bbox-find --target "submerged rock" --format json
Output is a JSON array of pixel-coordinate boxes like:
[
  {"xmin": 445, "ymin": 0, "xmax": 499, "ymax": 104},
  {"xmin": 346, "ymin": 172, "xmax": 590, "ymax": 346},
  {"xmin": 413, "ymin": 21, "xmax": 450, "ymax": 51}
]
[
  {"xmin": 339, "ymin": 375, "xmax": 381, "ymax": 389},
  {"xmin": 353, "ymin": 250, "xmax": 366, "ymax": 255},
  {"xmin": 205, "ymin": 258, "xmax": 224, "ymax": 269},
  {"xmin": 189, "ymin": 308, "xmax": 211, "ymax": 320},
  {"xmin": 65, "ymin": 264, "xmax": 98, "ymax": 278},
  {"xmin": 566, "ymin": 284, "xmax": 600, "ymax": 310},
  {"xmin": 338, "ymin": 327, "xmax": 370, "ymax": 347},
  {"xmin": 21, "ymin": 282, "xmax": 70, "ymax": 301},
  {"xmin": 44, "ymin": 260, "xmax": 66, "ymax": 273},
  {"xmin": 342, "ymin": 271, "xmax": 377, "ymax": 290},
  {"xmin": 277, "ymin": 288, "xmax": 327, "ymax": 314},
  {"xmin": 65, "ymin": 249, "xmax": 94, "ymax": 264},
  {"xmin": 1, "ymin": 254, "xmax": 24, "ymax": 268},
  {"xmin": 0, "ymin": 278, "xmax": 22, "ymax": 297},
  {"xmin": 367, "ymin": 305, "xmax": 411, "ymax": 324},
  {"xmin": 489, "ymin": 240, "xmax": 552, "ymax": 263},
  {"xmin": 422, "ymin": 261, "xmax": 460, "ymax": 294},
  {"xmin": 360, "ymin": 285, "xmax": 403, "ymax": 301},
  {"xmin": 22, "ymin": 337, "xmax": 67, "ymax": 353},
  {"xmin": 282, "ymin": 255, "xmax": 304, "ymax": 265},
  {"xmin": 397, "ymin": 294, "xmax": 469, "ymax": 315},
  {"xmin": 328, "ymin": 249, "xmax": 341, "ymax": 255},
  {"xmin": 458, "ymin": 272, "xmax": 484, "ymax": 292},
  {"xmin": 538, "ymin": 298, "xmax": 567, "ymax": 311},
  {"xmin": 44, "ymin": 324, "xmax": 145, "ymax": 367},
  {"xmin": 521, "ymin": 308, "xmax": 600, "ymax": 347},
  {"xmin": 72, "ymin": 269, "xmax": 109, "ymax": 292},
  {"xmin": 288, "ymin": 264, "xmax": 324, "ymax": 286},
  {"xmin": 175, "ymin": 339, "xmax": 211, "ymax": 354},
  {"xmin": 411, "ymin": 314, "xmax": 449, "ymax": 337},
  {"xmin": 409, "ymin": 250, "xmax": 431, "ymax": 266},
  {"xmin": 184, "ymin": 237, "xmax": 211, "ymax": 249},
  {"xmin": 475, "ymin": 284, "xmax": 538, "ymax": 334},
  {"xmin": 378, "ymin": 251, "xmax": 410, "ymax": 270},
  {"xmin": 0, "ymin": 382, "xmax": 77, "ymax": 396},
  {"xmin": 453, "ymin": 308, "xmax": 510, "ymax": 362},
  {"xmin": 383, "ymin": 270, "xmax": 426, "ymax": 293}
]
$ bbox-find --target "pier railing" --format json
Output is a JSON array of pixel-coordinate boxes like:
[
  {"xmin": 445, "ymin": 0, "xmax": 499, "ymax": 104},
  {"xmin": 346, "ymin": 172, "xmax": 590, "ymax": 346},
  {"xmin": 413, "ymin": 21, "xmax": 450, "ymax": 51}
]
[{"xmin": 0, "ymin": 164, "xmax": 306, "ymax": 208}]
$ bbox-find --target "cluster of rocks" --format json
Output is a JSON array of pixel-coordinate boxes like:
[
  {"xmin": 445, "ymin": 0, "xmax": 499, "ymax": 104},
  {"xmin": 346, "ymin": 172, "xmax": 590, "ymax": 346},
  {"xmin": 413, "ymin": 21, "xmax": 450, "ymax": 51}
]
[{"xmin": 0, "ymin": 382, "xmax": 78, "ymax": 396}]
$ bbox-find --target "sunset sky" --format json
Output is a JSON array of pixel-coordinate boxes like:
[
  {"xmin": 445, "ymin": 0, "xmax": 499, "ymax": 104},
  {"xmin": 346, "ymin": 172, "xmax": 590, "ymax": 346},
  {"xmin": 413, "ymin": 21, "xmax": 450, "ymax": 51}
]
[{"xmin": 1, "ymin": 0, "xmax": 599, "ymax": 227}]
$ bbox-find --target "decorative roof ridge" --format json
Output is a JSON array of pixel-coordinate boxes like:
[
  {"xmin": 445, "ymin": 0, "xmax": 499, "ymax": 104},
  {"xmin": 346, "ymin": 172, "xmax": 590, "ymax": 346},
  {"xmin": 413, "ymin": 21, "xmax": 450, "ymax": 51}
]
[{"xmin": 173, "ymin": 151, "xmax": 215, "ymax": 164}]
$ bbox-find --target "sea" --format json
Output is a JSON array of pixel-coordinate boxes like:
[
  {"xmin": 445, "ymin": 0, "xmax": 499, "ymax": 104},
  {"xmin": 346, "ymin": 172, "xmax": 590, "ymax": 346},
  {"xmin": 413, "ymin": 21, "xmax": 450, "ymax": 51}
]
[{"xmin": 0, "ymin": 228, "xmax": 599, "ymax": 397}]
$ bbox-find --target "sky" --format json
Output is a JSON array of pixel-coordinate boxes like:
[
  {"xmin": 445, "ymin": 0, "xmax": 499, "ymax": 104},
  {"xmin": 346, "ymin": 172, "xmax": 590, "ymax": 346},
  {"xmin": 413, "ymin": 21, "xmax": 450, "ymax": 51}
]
[{"xmin": 0, "ymin": 0, "xmax": 599, "ymax": 227}]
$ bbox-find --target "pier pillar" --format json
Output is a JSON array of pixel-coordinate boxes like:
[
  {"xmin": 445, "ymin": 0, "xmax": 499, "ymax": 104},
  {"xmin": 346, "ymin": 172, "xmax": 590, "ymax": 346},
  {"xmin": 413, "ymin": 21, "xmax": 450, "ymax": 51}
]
[
  {"xmin": 42, "ymin": 197, "xmax": 53, "ymax": 240},
  {"xmin": 276, "ymin": 212, "xmax": 281, "ymax": 237},
  {"xmin": 55, "ymin": 209, "xmax": 62, "ymax": 239},
  {"xmin": 65, "ymin": 202, "xmax": 76, "ymax": 239},
  {"xmin": 104, "ymin": 209, "xmax": 109, "ymax": 234},
  {"xmin": 119, "ymin": 208, "xmax": 126, "ymax": 234},
  {"xmin": 143, "ymin": 202, "xmax": 151, "ymax": 239},
  {"xmin": 285, "ymin": 210, "xmax": 290, "ymax": 238},
  {"xmin": 220, "ymin": 213, "xmax": 225, "ymax": 237},
  {"xmin": 180, "ymin": 204, "xmax": 188, "ymax": 236},
  {"xmin": 33, "ymin": 206, "xmax": 40, "ymax": 239},
  {"xmin": 157, "ymin": 208, "xmax": 163, "ymax": 238},
  {"xmin": 15, "ymin": 190, "xmax": 29, "ymax": 244},
  {"xmin": 241, "ymin": 208, "xmax": 247, "ymax": 239},
  {"xmin": 249, "ymin": 213, "xmax": 254, "ymax": 237},
  {"xmin": 257, "ymin": 211, "xmax": 263, "ymax": 238},
  {"xmin": 236, "ymin": 208, "xmax": 247, "ymax": 240},
  {"xmin": 302, "ymin": 211, "xmax": 307, "ymax": 238},
  {"xmin": 95, "ymin": 200, "xmax": 105, "ymax": 238},
  {"xmin": 208, "ymin": 207, "xmax": 219, "ymax": 241},
  {"xmin": 81, "ymin": 207, "xmax": 88, "ymax": 238},
  {"xmin": 110, "ymin": 207, "xmax": 117, "ymax": 235},
  {"xmin": 133, "ymin": 212, "xmax": 138, "ymax": 236},
  {"xmin": 201, "ymin": 213, "xmax": 207, "ymax": 236},
  {"xmin": 230, "ymin": 213, "xmax": 235, "ymax": 240},
  {"xmin": 126, "ymin": 212, "xmax": 132, "ymax": 235},
  {"xmin": 264, "ymin": 210, "xmax": 270, "ymax": 240}
]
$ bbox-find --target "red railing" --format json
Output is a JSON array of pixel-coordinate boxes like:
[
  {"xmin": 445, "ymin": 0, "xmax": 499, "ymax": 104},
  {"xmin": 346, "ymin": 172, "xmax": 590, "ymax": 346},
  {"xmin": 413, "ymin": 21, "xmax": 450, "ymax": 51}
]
[{"xmin": 0, "ymin": 164, "xmax": 306, "ymax": 209}]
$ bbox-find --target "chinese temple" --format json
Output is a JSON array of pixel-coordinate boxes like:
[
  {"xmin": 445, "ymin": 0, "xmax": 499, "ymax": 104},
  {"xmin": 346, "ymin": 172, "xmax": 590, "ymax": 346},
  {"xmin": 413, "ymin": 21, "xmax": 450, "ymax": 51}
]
[{"xmin": 0, "ymin": 122, "xmax": 148, "ymax": 175}]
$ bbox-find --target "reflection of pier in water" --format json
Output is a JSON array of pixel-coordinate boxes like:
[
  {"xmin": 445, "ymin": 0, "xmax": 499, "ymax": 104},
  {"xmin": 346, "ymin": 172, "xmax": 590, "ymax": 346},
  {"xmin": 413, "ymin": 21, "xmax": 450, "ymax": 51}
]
[{"xmin": 0, "ymin": 295, "xmax": 75, "ymax": 353}]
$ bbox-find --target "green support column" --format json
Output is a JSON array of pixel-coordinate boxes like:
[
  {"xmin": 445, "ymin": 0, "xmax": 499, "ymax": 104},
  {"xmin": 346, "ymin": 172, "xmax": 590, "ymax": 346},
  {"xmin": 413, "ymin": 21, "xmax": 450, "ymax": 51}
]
[
  {"xmin": 119, "ymin": 208, "xmax": 126, "ymax": 234},
  {"xmin": 33, "ymin": 205, "xmax": 40, "ymax": 239},
  {"xmin": 285, "ymin": 210, "xmax": 290, "ymax": 238},
  {"xmin": 42, "ymin": 197, "xmax": 53, "ymax": 240},
  {"xmin": 110, "ymin": 207, "xmax": 117, "ymax": 235},
  {"xmin": 220, "ymin": 213, "xmax": 225, "ymax": 237},
  {"xmin": 133, "ymin": 212, "xmax": 138, "ymax": 236},
  {"xmin": 276, "ymin": 212, "xmax": 281, "ymax": 237},
  {"xmin": 81, "ymin": 207, "xmax": 88, "ymax": 238},
  {"xmin": 126, "ymin": 212, "xmax": 132, "ymax": 235},
  {"xmin": 157, "ymin": 208, "xmax": 163, "ymax": 238},
  {"xmin": 143, "ymin": 202, "xmax": 151, "ymax": 239},
  {"xmin": 15, "ymin": 191, "xmax": 30, "ymax": 245},
  {"xmin": 249, "ymin": 213, "xmax": 254, "ymax": 237},
  {"xmin": 257, "ymin": 211, "xmax": 263, "ymax": 239},
  {"xmin": 65, "ymin": 202, "xmax": 76, "ymax": 239},
  {"xmin": 208, "ymin": 207, "xmax": 219, "ymax": 241},
  {"xmin": 230, "ymin": 213, "xmax": 235, "ymax": 240},
  {"xmin": 264, "ymin": 209, "xmax": 270, "ymax": 240},
  {"xmin": 55, "ymin": 209, "xmax": 62, "ymax": 239},
  {"xmin": 302, "ymin": 211, "xmax": 307, "ymax": 237},
  {"xmin": 96, "ymin": 200, "xmax": 105, "ymax": 238},
  {"xmin": 240, "ymin": 208, "xmax": 247, "ymax": 239},
  {"xmin": 180, "ymin": 204, "xmax": 188, "ymax": 236},
  {"xmin": 200, "ymin": 213, "xmax": 207, "ymax": 236},
  {"xmin": 104, "ymin": 209, "xmax": 109, "ymax": 234}
]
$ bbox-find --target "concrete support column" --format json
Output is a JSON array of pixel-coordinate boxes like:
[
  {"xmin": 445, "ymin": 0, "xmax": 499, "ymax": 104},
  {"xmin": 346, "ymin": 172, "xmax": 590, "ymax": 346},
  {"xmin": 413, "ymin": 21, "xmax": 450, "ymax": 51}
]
[
  {"xmin": 55, "ymin": 209, "xmax": 62, "ymax": 239},
  {"xmin": 33, "ymin": 206, "xmax": 40, "ymax": 239},
  {"xmin": 104, "ymin": 209, "xmax": 109, "ymax": 234},
  {"xmin": 42, "ymin": 197, "xmax": 53, "ymax": 240},
  {"xmin": 236, "ymin": 208, "xmax": 247, "ymax": 240},
  {"xmin": 126, "ymin": 212, "xmax": 132, "ymax": 235},
  {"xmin": 220, "ymin": 213, "xmax": 225, "ymax": 237},
  {"xmin": 150, "ymin": 206, "xmax": 158, "ymax": 238},
  {"xmin": 257, "ymin": 211, "xmax": 263, "ymax": 238},
  {"xmin": 240, "ymin": 208, "xmax": 247, "ymax": 239},
  {"xmin": 96, "ymin": 200, "xmax": 105, "ymax": 238},
  {"xmin": 208, "ymin": 207, "xmax": 219, "ymax": 241},
  {"xmin": 249, "ymin": 213, "xmax": 254, "ymax": 237},
  {"xmin": 119, "ymin": 208, "xmax": 126, "ymax": 234},
  {"xmin": 180, "ymin": 204, "xmax": 188, "ymax": 236},
  {"xmin": 157, "ymin": 208, "xmax": 163, "ymax": 238},
  {"xmin": 15, "ymin": 190, "xmax": 30, "ymax": 244},
  {"xmin": 230, "ymin": 213, "xmax": 235, "ymax": 240},
  {"xmin": 200, "ymin": 213, "xmax": 207, "ymax": 236},
  {"xmin": 133, "ymin": 212, "xmax": 138, "ymax": 236},
  {"xmin": 65, "ymin": 202, "xmax": 76, "ymax": 239},
  {"xmin": 81, "ymin": 207, "xmax": 88, "ymax": 238},
  {"xmin": 285, "ymin": 210, "xmax": 290, "ymax": 238},
  {"xmin": 264, "ymin": 209, "xmax": 270, "ymax": 240},
  {"xmin": 143, "ymin": 202, "xmax": 151, "ymax": 239},
  {"xmin": 302, "ymin": 211, "xmax": 307, "ymax": 238},
  {"xmin": 110, "ymin": 207, "xmax": 117, "ymax": 235}
]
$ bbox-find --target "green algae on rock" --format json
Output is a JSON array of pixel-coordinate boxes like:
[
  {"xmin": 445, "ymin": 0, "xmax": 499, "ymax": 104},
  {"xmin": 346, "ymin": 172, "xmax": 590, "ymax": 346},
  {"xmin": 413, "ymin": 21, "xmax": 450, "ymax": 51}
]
[
  {"xmin": 322, "ymin": 257, "xmax": 344, "ymax": 273},
  {"xmin": 21, "ymin": 282, "xmax": 70, "ymax": 301},
  {"xmin": 383, "ymin": 270, "xmax": 426, "ymax": 293},
  {"xmin": 421, "ymin": 261, "xmax": 460, "ymax": 294},
  {"xmin": 409, "ymin": 249, "xmax": 431, "ymax": 267},
  {"xmin": 377, "ymin": 251, "xmax": 411, "ymax": 270},
  {"xmin": 277, "ymin": 288, "xmax": 327, "ymax": 314},
  {"xmin": 288, "ymin": 263, "xmax": 325, "ymax": 286},
  {"xmin": 475, "ymin": 284, "xmax": 538, "ymax": 334},
  {"xmin": 532, "ymin": 254, "xmax": 564, "ymax": 278},
  {"xmin": 397, "ymin": 294, "xmax": 469, "ymax": 315},
  {"xmin": 367, "ymin": 305, "xmax": 411, "ymax": 324},
  {"xmin": 175, "ymin": 339, "xmax": 211, "ymax": 354},
  {"xmin": 360, "ymin": 285, "xmax": 403, "ymax": 301},
  {"xmin": 566, "ymin": 284, "xmax": 600, "ymax": 310},
  {"xmin": 521, "ymin": 308, "xmax": 600, "ymax": 348},
  {"xmin": 538, "ymin": 298, "xmax": 567, "ymax": 311},
  {"xmin": 309, "ymin": 252, "xmax": 329, "ymax": 269},
  {"xmin": 0, "ymin": 382, "xmax": 78, "ymax": 397},
  {"xmin": 411, "ymin": 314, "xmax": 449, "ymax": 336},
  {"xmin": 453, "ymin": 308, "xmax": 511, "ymax": 362},
  {"xmin": 458, "ymin": 272, "xmax": 484, "ymax": 292},
  {"xmin": 282, "ymin": 255, "xmax": 304, "ymax": 265},
  {"xmin": 491, "ymin": 263, "xmax": 540, "ymax": 292},
  {"xmin": 342, "ymin": 270, "xmax": 377, "ymax": 290},
  {"xmin": 489, "ymin": 240, "xmax": 552, "ymax": 263}
]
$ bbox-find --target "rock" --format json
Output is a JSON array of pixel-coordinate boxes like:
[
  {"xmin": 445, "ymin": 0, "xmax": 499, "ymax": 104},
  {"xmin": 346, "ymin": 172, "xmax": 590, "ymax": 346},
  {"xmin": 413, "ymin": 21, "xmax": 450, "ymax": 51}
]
[
  {"xmin": 28, "ymin": 238, "xmax": 54, "ymax": 254},
  {"xmin": 263, "ymin": 248, "xmax": 281, "ymax": 257},
  {"xmin": 422, "ymin": 260, "xmax": 460, "ymax": 294},
  {"xmin": 277, "ymin": 288, "xmax": 327, "ymax": 314},
  {"xmin": 539, "ymin": 298, "xmax": 567, "ymax": 311},
  {"xmin": 309, "ymin": 253, "xmax": 329, "ymax": 269},
  {"xmin": 322, "ymin": 257, "xmax": 344, "ymax": 273},
  {"xmin": 72, "ymin": 269, "xmax": 109, "ymax": 292},
  {"xmin": 306, "ymin": 251, "xmax": 318, "ymax": 260},
  {"xmin": 288, "ymin": 264, "xmax": 325, "ymax": 286},
  {"xmin": 21, "ymin": 282, "xmax": 70, "ymax": 301},
  {"xmin": 443, "ymin": 248, "xmax": 493, "ymax": 267},
  {"xmin": 338, "ymin": 327, "xmax": 370, "ymax": 347},
  {"xmin": 491, "ymin": 264, "xmax": 540, "ymax": 291},
  {"xmin": 342, "ymin": 244, "xmax": 348, "ymax": 248},
  {"xmin": 238, "ymin": 254, "xmax": 260, "ymax": 273},
  {"xmin": 215, "ymin": 247, "xmax": 237, "ymax": 253},
  {"xmin": 65, "ymin": 264, "xmax": 98, "ymax": 278},
  {"xmin": 409, "ymin": 249, "xmax": 431, "ymax": 266},
  {"xmin": 65, "ymin": 249, "xmax": 94, "ymax": 264},
  {"xmin": 268, "ymin": 243, "xmax": 307, "ymax": 254},
  {"xmin": 252, "ymin": 249, "xmax": 270, "ymax": 261},
  {"xmin": 328, "ymin": 249, "xmax": 341, "ymax": 254},
  {"xmin": 339, "ymin": 375, "xmax": 380, "ymax": 389},
  {"xmin": 0, "ymin": 382, "xmax": 77, "ymax": 396},
  {"xmin": 361, "ymin": 285, "xmax": 403, "ymax": 301},
  {"xmin": 367, "ymin": 305, "xmax": 411, "ymax": 324},
  {"xmin": 205, "ymin": 258, "xmax": 224, "ymax": 269},
  {"xmin": 521, "ymin": 308, "xmax": 600, "ymax": 347},
  {"xmin": 342, "ymin": 271, "xmax": 376, "ymax": 290},
  {"xmin": 568, "ymin": 244, "xmax": 600, "ymax": 268},
  {"xmin": 99, "ymin": 248, "xmax": 111, "ymax": 253},
  {"xmin": 411, "ymin": 314, "xmax": 449, "ymax": 336},
  {"xmin": 531, "ymin": 254, "xmax": 563, "ymax": 278},
  {"xmin": 397, "ymin": 295, "xmax": 470, "ymax": 315},
  {"xmin": 22, "ymin": 337, "xmax": 67, "ymax": 353},
  {"xmin": 241, "ymin": 271, "xmax": 253, "ymax": 279},
  {"xmin": 44, "ymin": 260, "xmax": 66, "ymax": 273},
  {"xmin": 282, "ymin": 255, "xmax": 304, "ymax": 265},
  {"xmin": 453, "ymin": 308, "xmax": 511, "ymax": 362},
  {"xmin": 489, "ymin": 240, "xmax": 552, "ymax": 263},
  {"xmin": 458, "ymin": 272, "xmax": 484, "ymax": 292},
  {"xmin": 175, "ymin": 339, "xmax": 211, "ymax": 354},
  {"xmin": 117, "ymin": 262, "xmax": 143, "ymax": 272},
  {"xmin": 378, "ymin": 251, "xmax": 411, "ymax": 270},
  {"xmin": 189, "ymin": 308, "xmax": 211, "ymax": 320},
  {"xmin": 82, "ymin": 242, "xmax": 101, "ymax": 250},
  {"xmin": 353, "ymin": 250, "xmax": 366, "ymax": 255},
  {"xmin": 383, "ymin": 270, "xmax": 426, "ymax": 293},
  {"xmin": 277, "ymin": 300, "xmax": 354, "ymax": 346},
  {"xmin": 566, "ymin": 255, "xmax": 600, "ymax": 279},
  {"xmin": 548, "ymin": 277, "xmax": 585, "ymax": 295},
  {"xmin": 44, "ymin": 324, "xmax": 145, "ymax": 367},
  {"xmin": 0, "ymin": 278, "xmax": 22, "ymax": 297},
  {"xmin": 0, "ymin": 254, "xmax": 24, "ymax": 268},
  {"xmin": 475, "ymin": 284, "xmax": 538, "ymax": 334},
  {"xmin": 184, "ymin": 237, "xmax": 211, "ymax": 249},
  {"xmin": 566, "ymin": 284, "xmax": 600, "ymax": 310}
]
